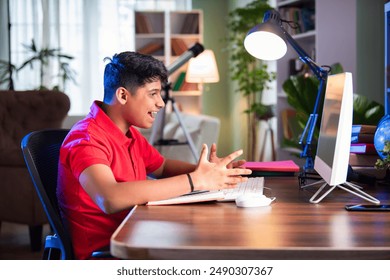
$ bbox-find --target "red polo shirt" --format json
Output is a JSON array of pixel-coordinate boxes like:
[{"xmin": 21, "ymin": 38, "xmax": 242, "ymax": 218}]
[{"xmin": 58, "ymin": 101, "xmax": 164, "ymax": 259}]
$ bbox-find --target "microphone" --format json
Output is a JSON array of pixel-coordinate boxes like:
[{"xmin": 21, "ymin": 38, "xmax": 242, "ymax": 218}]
[{"xmin": 167, "ymin": 42, "xmax": 204, "ymax": 75}]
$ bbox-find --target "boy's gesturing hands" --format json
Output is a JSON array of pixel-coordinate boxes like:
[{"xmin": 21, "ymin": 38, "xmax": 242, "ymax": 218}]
[{"xmin": 191, "ymin": 144, "xmax": 252, "ymax": 191}]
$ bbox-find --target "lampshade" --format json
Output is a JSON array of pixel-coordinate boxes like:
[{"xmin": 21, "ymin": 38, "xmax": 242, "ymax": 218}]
[
  {"xmin": 243, "ymin": 10, "xmax": 287, "ymax": 60},
  {"xmin": 185, "ymin": 49, "xmax": 219, "ymax": 84}
]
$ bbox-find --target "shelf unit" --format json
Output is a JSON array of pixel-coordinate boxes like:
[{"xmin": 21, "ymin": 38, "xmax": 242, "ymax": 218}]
[
  {"xmin": 276, "ymin": 0, "xmax": 316, "ymax": 95},
  {"xmin": 274, "ymin": 0, "xmax": 357, "ymax": 162},
  {"xmin": 275, "ymin": 0, "xmax": 316, "ymax": 164},
  {"xmin": 134, "ymin": 10, "xmax": 203, "ymax": 114}
]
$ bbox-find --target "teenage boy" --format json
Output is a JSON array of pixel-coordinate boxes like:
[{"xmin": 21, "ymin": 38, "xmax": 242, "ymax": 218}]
[{"xmin": 57, "ymin": 51, "xmax": 251, "ymax": 259}]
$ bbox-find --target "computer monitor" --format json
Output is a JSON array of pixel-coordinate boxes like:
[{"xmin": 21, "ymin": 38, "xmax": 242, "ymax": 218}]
[
  {"xmin": 314, "ymin": 72, "xmax": 353, "ymax": 186},
  {"xmin": 303, "ymin": 72, "xmax": 380, "ymax": 204}
]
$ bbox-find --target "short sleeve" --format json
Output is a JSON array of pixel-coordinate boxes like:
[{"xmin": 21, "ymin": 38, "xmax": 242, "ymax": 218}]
[{"xmin": 61, "ymin": 131, "xmax": 111, "ymax": 180}]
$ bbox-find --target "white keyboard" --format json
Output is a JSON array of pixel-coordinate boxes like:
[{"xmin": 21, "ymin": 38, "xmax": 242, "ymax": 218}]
[
  {"xmin": 222, "ymin": 177, "xmax": 264, "ymax": 201},
  {"xmin": 147, "ymin": 177, "xmax": 264, "ymax": 206}
]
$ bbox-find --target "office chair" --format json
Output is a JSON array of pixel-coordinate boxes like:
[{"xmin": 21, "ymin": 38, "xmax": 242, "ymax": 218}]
[{"xmin": 21, "ymin": 129, "xmax": 112, "ymax": 260}]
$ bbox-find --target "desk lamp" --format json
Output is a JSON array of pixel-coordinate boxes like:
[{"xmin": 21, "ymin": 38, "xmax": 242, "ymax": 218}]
[
  {"xmin": 185, "ymin": 49, "xmax": 220, "ymax": 92},
  {"xmin": 244, "ymin": 9, "xmax": 330, "ymax": 174}
]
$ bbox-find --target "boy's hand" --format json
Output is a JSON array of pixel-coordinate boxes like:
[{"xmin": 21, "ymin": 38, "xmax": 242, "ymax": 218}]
[
  {"xmin": 192, "ymin": 144, "xmax": 252, "ymax": 191},
  {"xmin": 208, "ymin": 143, "xmax": 246, "ymax": 169}
]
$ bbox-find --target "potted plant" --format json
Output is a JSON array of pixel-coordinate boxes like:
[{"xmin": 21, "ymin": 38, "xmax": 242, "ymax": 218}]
[
  {"xmin": 225, "ymin": 0, "xmax": 275, "ymax": 161},
  {"xmin": 0, "ymin": 39, "xmax": 76, "ymax": 91}
]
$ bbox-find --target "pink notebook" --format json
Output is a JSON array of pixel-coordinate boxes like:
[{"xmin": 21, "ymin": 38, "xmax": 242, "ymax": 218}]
[{"xmin": 242, "ymin": 160, "xmax": 300, "ymax": 172}]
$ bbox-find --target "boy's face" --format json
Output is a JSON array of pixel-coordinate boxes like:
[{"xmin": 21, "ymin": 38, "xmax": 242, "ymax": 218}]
[{"xmin": 124, "ymin": 80, "xmax": 165, "ymax": 129}]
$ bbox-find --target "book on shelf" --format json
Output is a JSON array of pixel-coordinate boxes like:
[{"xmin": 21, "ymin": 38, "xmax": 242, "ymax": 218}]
[
  {"xmin": 135, "ymin": 13, "xmax": 153, "ymax": 33},
  {"xmin": 179, "ymin": 80, "xmax": 198, "ymax": 91},
  {"xmin": 171, "ymin": 38, "xmax": 188, "ymax": 56},
  {"xmin": 278, "ymin": 7, "xmax": 315, "ymax": 35},
  {"xmin": 351, "ymin": 124, "xmax": 376, "ymax": 135},
  {"xmin": 349, "ymin": 153, "xmax": 379, "ymax": 167},
  {"xmin": 137, "ymin": 42, "xmax": 163, "ymax": 55},
  {"xmin": 172, "ymin": 71, "xmax": 186, "ymax": 91},
  {"xmin": 300, "ymin": 8, "xmax": 315, "ymax": 32},
  {"xmin": 180, "ymin": 13, "xmax": 199, "ymax": 34},
  {"xmin": 351, "ymin": 133, "xmax": 375, "ymax": 144},
  {"xmin": 350, "ymin": 143, "xmax": 377, "ymax": 155}
]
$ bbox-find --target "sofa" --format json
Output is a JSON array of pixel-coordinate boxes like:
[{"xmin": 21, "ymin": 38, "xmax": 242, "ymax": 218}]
[{"xmin": 0, "ymin": 90, "xmax": 70, "ymax": 251}]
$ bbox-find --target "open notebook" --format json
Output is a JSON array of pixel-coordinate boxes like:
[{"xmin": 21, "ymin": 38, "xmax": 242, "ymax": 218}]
[{"xmin": 147, "ymin": 177, "xmax": 264, "ymax": 206}]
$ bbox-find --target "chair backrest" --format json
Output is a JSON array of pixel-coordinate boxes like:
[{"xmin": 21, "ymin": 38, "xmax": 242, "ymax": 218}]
[{"xmin": 21, "ymin": 129, "xmax": 73, "ymax": 259}]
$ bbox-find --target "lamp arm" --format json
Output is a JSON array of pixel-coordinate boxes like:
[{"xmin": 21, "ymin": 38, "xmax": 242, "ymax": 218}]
[
  {"xmin": 283, "ymin": 28, "xmax": 327, "ymax": 81},
  {"xmin": 281, "ymin": 26, "xmax": 329, "ymax": 171},
  {"xmin": 298, "ymin": 78, "xmax": 327, "ymax": 171}
]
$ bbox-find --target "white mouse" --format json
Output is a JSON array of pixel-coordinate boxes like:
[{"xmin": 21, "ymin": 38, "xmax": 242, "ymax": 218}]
[{"xmin": 235, "ymin": 194, "xmax": 275, "ymax": 208}]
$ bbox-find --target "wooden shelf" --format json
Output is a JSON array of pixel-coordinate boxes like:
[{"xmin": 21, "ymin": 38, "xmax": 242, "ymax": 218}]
[
  {"xmin": 292, "ymin": 29, "xmax": 316, "ymax": 40},
  {"xmin": 134, "ymin": 10, "xmax": 203, "ymax": 114}
]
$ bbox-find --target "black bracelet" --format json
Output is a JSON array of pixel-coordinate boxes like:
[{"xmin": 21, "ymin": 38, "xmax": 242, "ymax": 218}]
[{"xmin": 186, "ymin": 173, "xmax": 195, "ymax": 193}]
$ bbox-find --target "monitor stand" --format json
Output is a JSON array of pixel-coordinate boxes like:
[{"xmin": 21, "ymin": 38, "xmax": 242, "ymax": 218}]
[{"xmin": 301, "ymin": 179, "xmax": 380, "ymax": 204}]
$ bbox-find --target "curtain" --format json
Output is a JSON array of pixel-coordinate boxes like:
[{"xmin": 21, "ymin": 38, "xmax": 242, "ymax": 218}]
[
  {"xmin": 2, "ymin": 0, "xmax": 191, "ymax": 115},
  {"xmin": 0, "ymin": 0, "xmax": 11, "ymax": 89}
]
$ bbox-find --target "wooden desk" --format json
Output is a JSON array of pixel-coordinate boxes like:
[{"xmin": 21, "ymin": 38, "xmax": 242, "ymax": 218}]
[{"xmin": 111, "ymin": 177, "xmax": 390, "ymax": 259}]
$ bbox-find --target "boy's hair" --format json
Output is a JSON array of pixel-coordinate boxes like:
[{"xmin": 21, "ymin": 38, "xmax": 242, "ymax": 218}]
[{"xmin": 103, "ymin": 52, "xmax": 168, "ymax": 102}]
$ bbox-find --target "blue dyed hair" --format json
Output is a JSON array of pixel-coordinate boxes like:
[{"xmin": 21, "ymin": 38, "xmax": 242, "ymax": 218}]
[{"xmin": 103, "ymin": 52, "xmax": 167, "ymax": 102}]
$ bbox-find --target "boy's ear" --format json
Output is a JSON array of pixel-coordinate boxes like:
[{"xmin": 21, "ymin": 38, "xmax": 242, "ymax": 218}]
[{"xmin": 115, "ymin": 87, "xmax": 128, "ymax": 105}]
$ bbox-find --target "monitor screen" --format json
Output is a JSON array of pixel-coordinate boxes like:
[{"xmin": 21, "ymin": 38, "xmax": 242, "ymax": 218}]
[{"xmin": 314, "ymin": 72, "xmax": 353, "ymax": 186}]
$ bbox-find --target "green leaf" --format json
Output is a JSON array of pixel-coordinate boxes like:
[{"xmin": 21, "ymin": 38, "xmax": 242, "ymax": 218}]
[
  {"xmin": 225, "ymin": 0, "xmax": 275, "ymax": 159},
  {"xmin": 330, "ymin": 62, "xmax": 344, "ymax": 74},
  {"xmin": 352, "ymin": 94, "xmax": 384, "ymax": 125}
]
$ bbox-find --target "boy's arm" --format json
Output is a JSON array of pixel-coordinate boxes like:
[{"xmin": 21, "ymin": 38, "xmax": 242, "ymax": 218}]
[
  {"xmin": 151, "ymin": 158, "xmax": 196, "ymax": 178},
  {"xmin": 79, "ymin": 144, "xmax": 251, "ymax": 214}
]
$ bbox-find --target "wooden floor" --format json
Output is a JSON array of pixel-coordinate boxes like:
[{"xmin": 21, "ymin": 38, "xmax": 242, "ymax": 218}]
[{"xmin": 0, "ymin": 222, "xmax": 51, "ymax": 260}]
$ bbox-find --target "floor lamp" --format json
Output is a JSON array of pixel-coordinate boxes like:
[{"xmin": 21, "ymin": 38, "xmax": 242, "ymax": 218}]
[
  {"xmin": 185, "ymin": 49, "xmax": 220, "ymax": 93},
  {"xmin": 243, "ymin": 9, "xmax": 330, "ymax": 177}
]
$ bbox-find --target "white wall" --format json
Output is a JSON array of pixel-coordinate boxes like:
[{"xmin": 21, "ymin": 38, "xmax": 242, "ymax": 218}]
[{"xmin": 316, "ymin": 0, "xmax": 357, "ymax": 91}]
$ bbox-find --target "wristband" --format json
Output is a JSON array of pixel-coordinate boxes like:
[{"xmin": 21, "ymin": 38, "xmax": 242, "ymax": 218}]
[{"xmin": 186, "ymin": 173, "xmax": 195, "ymax": 192}]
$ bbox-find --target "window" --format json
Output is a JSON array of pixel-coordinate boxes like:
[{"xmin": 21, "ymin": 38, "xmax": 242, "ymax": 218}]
[{"xmin": 6, "ymin": 0, "xmax": 191, "ymax": 115}]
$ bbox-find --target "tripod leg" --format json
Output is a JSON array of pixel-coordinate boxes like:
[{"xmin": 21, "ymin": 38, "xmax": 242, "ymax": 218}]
[{"xmin": 172, "ymin": 102, "xmax": 199, "ymax": 162}]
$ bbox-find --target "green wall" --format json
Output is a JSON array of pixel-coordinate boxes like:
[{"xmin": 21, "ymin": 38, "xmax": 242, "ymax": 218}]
[{"xmin": 193, "ymin": 0, "xmax": 248, "ymax": 157}]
